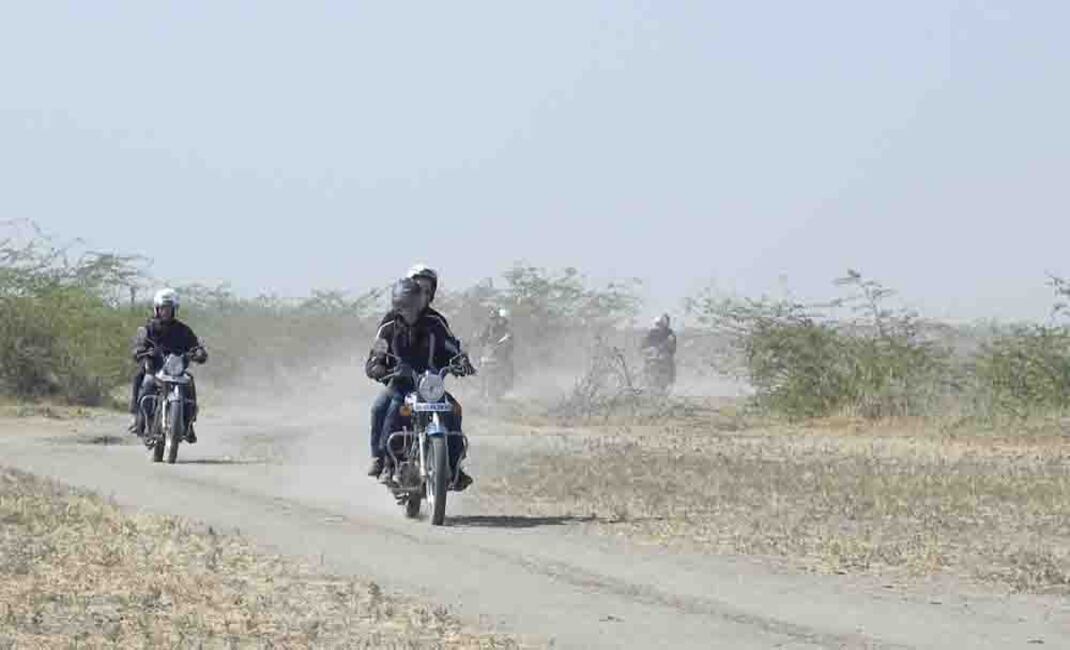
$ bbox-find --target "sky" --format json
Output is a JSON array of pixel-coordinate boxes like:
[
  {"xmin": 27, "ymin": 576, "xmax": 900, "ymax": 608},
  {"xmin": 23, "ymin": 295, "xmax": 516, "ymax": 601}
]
[{"xmin": 1, "ymin": 1, "xmax": 1068, "ymax": 323}]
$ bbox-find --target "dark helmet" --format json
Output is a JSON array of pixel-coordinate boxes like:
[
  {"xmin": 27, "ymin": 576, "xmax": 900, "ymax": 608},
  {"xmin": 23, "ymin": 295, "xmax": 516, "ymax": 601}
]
[
  {"xmin": 392, "ymin": 277, "xmax": 424, "ymax": 324},
  {"xmin": 406, "ymin": 264, "xmax": 439, "ymax": 303}
]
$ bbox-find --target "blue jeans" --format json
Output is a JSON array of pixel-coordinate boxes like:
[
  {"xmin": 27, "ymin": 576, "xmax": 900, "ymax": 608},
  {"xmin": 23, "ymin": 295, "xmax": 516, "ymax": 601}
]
[{"xmin": 369, "ymin": 386, "xmax": 404, "ymax": 459}]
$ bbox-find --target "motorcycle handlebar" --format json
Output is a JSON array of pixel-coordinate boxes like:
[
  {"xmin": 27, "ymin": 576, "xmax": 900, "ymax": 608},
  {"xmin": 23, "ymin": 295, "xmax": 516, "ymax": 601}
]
[{"xmin": 378, "ymin": 355, "xmax": 475, "ymax": 383}]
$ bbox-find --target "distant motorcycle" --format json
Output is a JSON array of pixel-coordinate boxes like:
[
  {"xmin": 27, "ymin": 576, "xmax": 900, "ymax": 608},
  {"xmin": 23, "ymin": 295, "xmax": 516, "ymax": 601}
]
[
  {"xmin": 381, "ymin": 353, "xmax": 474, "ymax": 525},
  {"xmin": 138, "ymin": 345, "xmax": 203, "ymax": 464},
  {"xmin": 479, "ymin": 334, "xmax": 513, "ymax": 400},
  {"xmin": 642, "ymin": 345, "xmax": 674, "ymax": 395}
]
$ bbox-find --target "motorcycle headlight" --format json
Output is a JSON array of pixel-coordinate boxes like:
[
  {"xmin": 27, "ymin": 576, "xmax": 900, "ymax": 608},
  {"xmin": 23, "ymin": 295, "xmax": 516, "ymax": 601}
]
[
  {"xmin": 163, "ymin": 354, "xmax": 186, "ymax": 376},
  {"xmin": 418, "ymin": 374, "xmax": 446, "ymax": 402}
]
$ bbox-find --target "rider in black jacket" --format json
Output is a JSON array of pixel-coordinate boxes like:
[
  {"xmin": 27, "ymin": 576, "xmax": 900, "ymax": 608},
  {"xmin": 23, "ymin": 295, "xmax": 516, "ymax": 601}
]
[
  {"xmin": 129, "ymin": 288, "xmax": 207, "ymax": 440},
  {"xmin": 367, "ymin": 264, "xmax": 457, "ymax": 472},
  {"xmin": 365, "ymin": 278, "xmax": 473, "ymax": 488}
]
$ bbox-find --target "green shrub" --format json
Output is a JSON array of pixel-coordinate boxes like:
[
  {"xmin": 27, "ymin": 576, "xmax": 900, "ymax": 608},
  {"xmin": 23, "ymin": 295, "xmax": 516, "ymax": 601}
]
[
  {"xmin": 0, "ymin": 224, "xmax": 144, "ymax": 405},
  {"xmin": 688, "ymin": 271, "xmax": 952, "ymax": 419}
]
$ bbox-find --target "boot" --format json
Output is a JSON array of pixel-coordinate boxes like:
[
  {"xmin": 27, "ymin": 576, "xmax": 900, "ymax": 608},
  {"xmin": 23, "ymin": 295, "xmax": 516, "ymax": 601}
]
[
  {"xmin": 129, "ymin": 412, "xmax": 145, "ymax": 437},
  {"xmin": 453, "ymin": 470, "xmax": 473, "ymax": 492},
  {"xmin": 367, "ymin": 456, "xmax": 384, "ymax": 478},
  {"xmin": 185, "ymin": 424, "xmax": 197, "ymax": 444}
]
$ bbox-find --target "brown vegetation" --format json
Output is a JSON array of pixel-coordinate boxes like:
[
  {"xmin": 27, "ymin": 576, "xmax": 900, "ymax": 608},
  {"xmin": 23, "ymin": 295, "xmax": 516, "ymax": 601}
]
[{"xmin": 0, "ymin": 467, "xmax": 519, "ymax": 648}]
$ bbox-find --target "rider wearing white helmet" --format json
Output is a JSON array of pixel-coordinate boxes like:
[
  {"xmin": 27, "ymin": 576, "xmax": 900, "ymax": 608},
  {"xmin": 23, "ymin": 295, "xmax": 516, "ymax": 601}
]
[
  {"xmin": 479, "ymin": 306, "xmax": 512, "ymax": 349},
  {"xmin": 477, "ymin": 305, "xmax": 515, "ymax": 392},
  {"xmin": 129, "ymin": 288, "xmax": 208, "ymax": 439},
  {"xmin": 641, "ymin": 313, "xmax": 677, "ymax": 384}
]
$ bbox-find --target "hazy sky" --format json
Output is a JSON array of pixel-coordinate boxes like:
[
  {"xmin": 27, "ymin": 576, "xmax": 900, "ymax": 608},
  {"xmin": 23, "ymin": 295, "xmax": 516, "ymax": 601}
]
[{"xmin": 2, "ymin": 2, "xmax": 1068, "ymax": 323}]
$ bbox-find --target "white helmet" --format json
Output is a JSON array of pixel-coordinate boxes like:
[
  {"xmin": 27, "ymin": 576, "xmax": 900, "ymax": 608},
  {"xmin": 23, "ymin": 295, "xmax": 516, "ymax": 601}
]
[
  {"xmin": 498, "ymin": 308, "xmax": 510, "ymax": 319},
  {"xmin": 654, "ymin": 313, "xmax": 670, "ymax": 328},
  {"xmin": 153, "ymin": 288, "xmax": 179, "ymax": 315},
  {"xmin": 405, "ymin": 263, "xmax": 439, "ymax": 302}
]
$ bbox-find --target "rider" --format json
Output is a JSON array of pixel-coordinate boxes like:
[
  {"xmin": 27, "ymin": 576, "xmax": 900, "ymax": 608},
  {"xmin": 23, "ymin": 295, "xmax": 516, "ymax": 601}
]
[
  {"xmin": 641, "ymin": 313, "xmax": 677, "ymax": 386},
  {"xmin": 130, "ymin": 288, "xmax": 208, "ymax": 441},
  {"xmin": 367, "ymin": 264, "xmax": 460, "ymax": 477},
  {"xmin": 365, "ymin": 277, "xmax": 475, "ymax": 489},
  {"xmin": 478, "ymin": 308, "xmax": 513, "ymax": 354},
  {"xmin": 477, "ymin": 307, "xmax": 514, "ymax": 386}
]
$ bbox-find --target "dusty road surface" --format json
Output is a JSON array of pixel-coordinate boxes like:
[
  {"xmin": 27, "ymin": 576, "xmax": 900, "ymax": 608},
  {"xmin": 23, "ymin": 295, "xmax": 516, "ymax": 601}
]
[{"xmin": 2, "ymin": 399, "xmax": 1067, "ymax": 649}]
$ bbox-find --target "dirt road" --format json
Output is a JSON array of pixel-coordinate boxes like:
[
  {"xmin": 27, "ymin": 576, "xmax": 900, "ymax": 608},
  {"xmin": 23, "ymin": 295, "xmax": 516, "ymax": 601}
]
[{"xmin": 1, "ymin": 405, "xmax": 1065, "ymax": 649}]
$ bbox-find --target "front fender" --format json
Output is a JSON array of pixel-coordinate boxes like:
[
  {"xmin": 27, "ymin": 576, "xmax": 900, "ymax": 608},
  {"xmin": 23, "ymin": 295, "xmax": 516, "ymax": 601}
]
[{"xmin": 425, "ymin": 414, "xmax": 449, "ymax": 437}]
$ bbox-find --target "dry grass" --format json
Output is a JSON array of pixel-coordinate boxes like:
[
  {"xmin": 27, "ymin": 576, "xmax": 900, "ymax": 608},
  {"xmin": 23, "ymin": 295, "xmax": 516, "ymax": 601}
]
[
  {"xmin": 0, "ymin": 400, "xmax": 99, "ymax": 421},
  {"xmin": 0, "ymin": 467, "xmax": 521, "ymax": 649},
  {"xmin": 472, "ymin": 413, "xmax": 1070, "ymax": 595}
]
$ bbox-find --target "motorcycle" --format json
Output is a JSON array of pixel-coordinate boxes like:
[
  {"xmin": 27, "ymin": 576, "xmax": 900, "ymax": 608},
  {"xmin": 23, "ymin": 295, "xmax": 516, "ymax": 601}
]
[
  {"xmin": 138, "ymin": 345, "xmax": 203, "ymax": 464},
  {"xmin": 381, "ymin": 352, "xmax": 474, "ymax": 525},
  {"xmin": 479, "ymin": 334, "xmax": 513, "ymax": 400},
  {"xmin": 642, "ymin": 345, "xmax": 674, "ymax": 395}
]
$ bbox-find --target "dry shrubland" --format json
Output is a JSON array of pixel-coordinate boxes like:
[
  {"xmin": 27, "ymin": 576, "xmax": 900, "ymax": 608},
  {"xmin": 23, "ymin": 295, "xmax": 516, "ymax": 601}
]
[
  {"xmin": 470, "ymin": 415, "xmax": 1070, "ymax": 595},
  {"xmin": 6, "ymin": 221, "xmax": 1070, "ymax": 598}
]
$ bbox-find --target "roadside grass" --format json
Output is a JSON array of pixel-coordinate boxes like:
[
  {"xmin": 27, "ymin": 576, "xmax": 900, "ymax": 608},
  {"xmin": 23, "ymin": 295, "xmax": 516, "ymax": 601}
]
[
  {"xmin": 0, "ymin": 467, "xmax": 521, "ymax": 648},
  {"xmin": 471, "ymin": 413, "xmax": 1070, "ymax": 595}
]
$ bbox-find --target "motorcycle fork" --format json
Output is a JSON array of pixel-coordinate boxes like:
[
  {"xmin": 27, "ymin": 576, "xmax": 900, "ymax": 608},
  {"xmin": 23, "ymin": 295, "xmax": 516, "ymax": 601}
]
[{"xmin": 163, "ymin": 385, "xmax": 187, "ymax": 436}]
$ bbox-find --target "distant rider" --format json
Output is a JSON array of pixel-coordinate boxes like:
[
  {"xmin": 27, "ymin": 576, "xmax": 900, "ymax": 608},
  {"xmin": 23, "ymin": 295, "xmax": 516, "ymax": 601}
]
[
  {"xmin": 477, "ymin": 307, "xmax": 514, "ymax": 389},
  {"xmin": 641, "ymin": 313, "xmax": 677, "ymax": 387},
  {"xmin": 129, "ymin": 288, "xmax": 208, "ymax": 441},
  {"xmin": 365, "ymin": 277, "xmax": 475, "ymax": 489}
]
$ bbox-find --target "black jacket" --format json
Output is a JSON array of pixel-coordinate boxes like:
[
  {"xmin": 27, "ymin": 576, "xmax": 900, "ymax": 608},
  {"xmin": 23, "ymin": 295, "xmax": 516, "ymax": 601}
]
[
  {"xmin": 376, "ymin": 306, "xmax": 451, "ymax": 330},
  {"xmin": 366, "ymin": 310, "xmax": 462, "ymax": 383},
  {"xmin": 133, "ymin": 318, "xmax": 205, "ymax": 362},
  {"xmin": 641, "ymin": 327, "xmax": 676, "ymax": 356}
]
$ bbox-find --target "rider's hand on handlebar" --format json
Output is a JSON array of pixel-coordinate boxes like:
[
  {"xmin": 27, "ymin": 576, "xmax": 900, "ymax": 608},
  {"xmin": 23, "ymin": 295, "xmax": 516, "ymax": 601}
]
[{"xmin": 453, "ymin": 354, "xmax": 477, "ymax": 377}]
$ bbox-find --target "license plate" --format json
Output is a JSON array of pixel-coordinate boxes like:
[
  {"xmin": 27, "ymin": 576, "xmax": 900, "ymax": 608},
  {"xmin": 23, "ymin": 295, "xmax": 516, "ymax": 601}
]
[{"xmin": 413, "ymin": 402, "xmax": 453, "ymax": 412}]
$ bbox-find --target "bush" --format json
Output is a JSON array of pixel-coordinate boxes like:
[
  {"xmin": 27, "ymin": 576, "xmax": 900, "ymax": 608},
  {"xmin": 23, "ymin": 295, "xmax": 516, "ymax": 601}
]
[
  {"xmin": 0, "ymin": 222, "xmax": 145, "ymax": 405},
  {"xmin": 687, "ymin": 271, "xmax": 952, "ymax": 419},
  {"xmin": 437, "ymin": 264, "xmax": 642, "ymax": 373},
  {"xmin": 971, "ymin": 277, "xmax": 1070, "ymax": 418},
  {"xmin": 1, "ymin": 222, "xmax": 643, "ymax": 405},
  {"xmin": 973, "ymin": 325, "xmax": 1070, "ymax": 416},
  {"xmin": 174, "ymin": 284, "xmax": 384, "ymax": 387}
]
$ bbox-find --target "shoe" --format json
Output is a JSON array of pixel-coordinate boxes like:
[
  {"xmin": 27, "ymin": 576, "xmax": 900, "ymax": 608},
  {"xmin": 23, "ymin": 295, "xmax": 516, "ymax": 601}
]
[
  {"xmin": 185, "ymin": 424, "xmax": 197, "ymax": 444},
  {"xmin": 367, "ymin": 456, "xmax": 384, "ymax": 478},
  {"xmin": 453, "ymin": 470, "xmax": 473, "ymax": 492},
  {"xmin": 129, "ymin": 413, "xmax": 145, "ymax": 437}
]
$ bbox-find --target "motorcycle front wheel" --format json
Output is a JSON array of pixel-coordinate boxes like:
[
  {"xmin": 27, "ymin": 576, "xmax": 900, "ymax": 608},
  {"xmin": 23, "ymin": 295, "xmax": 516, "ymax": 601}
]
[
  {"xmin": 428, "ymin": 437, "xmax": 449, "ymax": 526},
  {"xmin": 164, "ymin": 401, "xmax": 182, "ymax": 464}
]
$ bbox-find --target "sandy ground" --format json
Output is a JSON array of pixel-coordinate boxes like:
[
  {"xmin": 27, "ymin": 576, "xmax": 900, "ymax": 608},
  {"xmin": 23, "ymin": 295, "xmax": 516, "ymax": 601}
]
[{"xmin": 1, "ymin": 391, "xmax": 1067, "ymax": 649}]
